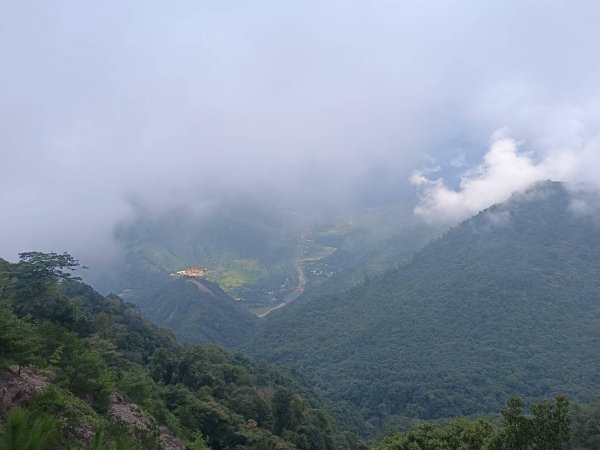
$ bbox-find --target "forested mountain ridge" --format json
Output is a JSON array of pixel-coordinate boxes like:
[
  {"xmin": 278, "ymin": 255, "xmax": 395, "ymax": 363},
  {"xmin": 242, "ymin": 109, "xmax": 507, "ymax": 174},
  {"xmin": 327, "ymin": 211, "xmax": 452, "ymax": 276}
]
[
  {"xmin": 92, "ymin": 200, "xmax": 300, "ymax": 311},
  {"xmin": 244, "ymin": 181, "xmax": 600, "ymax": 428},
  {"xmin": 2, "ymin": 253, "xmax": 598, "ymax": 450},
  {"xmin": 295, "ymin": 204, "xmax": 443, "ymax": 300},
  {"xmin": 121, "ymin": 274, "xmax": 257, "ymax": 347},
  {"xmin": 5, "ymin": 181, "xmax": 600, "ymax": 448},
  {"xmin": 87, "ymin": 200, "xmax": 439, "ymax": 346},
  {"xmin": 0, "ymin": 253, "xmax": 363, "ymax": 449}
]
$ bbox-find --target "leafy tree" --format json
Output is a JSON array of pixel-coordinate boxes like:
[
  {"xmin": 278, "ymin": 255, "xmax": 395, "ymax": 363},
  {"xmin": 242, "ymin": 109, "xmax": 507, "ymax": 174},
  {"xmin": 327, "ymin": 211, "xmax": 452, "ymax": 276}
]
[
  {"xmin": 11, "ymin": 252, "xmax": 82, "ymax": 297},
  {"xmin": 570, "ymin": 399, "xmax": 600, "ymax": 449},
  {"xmin": 487, "ymin": 396, "xmax": 570, "ymax": 450},
  {"xmin": 0, "ymin": 307, "xmax": 40, "ymax": 372},
  {"xmin": 444, "ymin": 418, "xmax": 493, "ymax": 449},
  {"xmin": 377, "ymin": 396, "xmax": 571, "ymax": 450},
  {"xmin": 0, "ymin": 254, "xmax": 345, "ymax": 448},
  {"xmin": 88, "ymin": 425, "xmax": 137, "ymax": 450},
  {"xmin": 271, "ymin": 389, "xmax": 302, "ymax": 434},
  {"xmin": 54, "ymin": 336, "xmax": 114, "ymax": 410},
  {"xmin": 4, "ymin": 252, "xmax": 85, "ymax": 323},
  {"xmin": 529, "ymin": 395, "xmax": 570, "ymax": 449},
  {"xmin": 17, "ymin": 252, "xmax": 82, "ymax": 280},
  {"xmin": 487, "ymin": 397, "xmax": 531, "ymax": 450}
]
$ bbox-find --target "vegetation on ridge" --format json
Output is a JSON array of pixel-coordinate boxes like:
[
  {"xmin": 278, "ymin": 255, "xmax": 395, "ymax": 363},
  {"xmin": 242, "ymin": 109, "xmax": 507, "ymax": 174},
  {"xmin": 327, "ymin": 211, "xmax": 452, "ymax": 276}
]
[
  {"xmin": 245, "ymin": 182, "xmax": 600, "ymax": 429},
  {"xmin": 0, "ymin": 252, "xmax": 356, "ymax": 449},
  {"xmin": 4, "ymin": 184, "xmax": 600, "ymax": 448}
]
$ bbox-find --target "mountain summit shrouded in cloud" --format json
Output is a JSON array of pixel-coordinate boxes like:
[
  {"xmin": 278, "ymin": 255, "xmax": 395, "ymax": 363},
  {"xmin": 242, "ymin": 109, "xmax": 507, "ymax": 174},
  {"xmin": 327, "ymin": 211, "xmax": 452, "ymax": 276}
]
[
  {"xmin": 411, "ymin": 133, "xmax": 574, "ymax": 224},
  {"xmin": 245, "ymin": 180, "xmax": 600, "ymax": 424},
  {"xmin": 2, "ymin": 1, "xmax": 600, "ymax": 261},
  {"xmin": 412, "ymin": 122, "xmax": 600, "ymax": 225}
]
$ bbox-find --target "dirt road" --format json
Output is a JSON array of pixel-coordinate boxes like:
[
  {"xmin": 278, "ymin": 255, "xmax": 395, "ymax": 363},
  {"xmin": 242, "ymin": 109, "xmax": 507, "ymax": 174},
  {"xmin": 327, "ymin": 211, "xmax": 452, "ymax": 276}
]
[{"xmin": 256, "ymin": 260, "xmax": 306, "ymax": 318}]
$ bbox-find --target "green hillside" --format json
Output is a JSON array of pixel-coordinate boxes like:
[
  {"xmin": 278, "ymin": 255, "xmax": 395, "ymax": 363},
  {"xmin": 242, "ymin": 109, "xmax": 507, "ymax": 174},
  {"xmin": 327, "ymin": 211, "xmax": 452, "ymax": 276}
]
[
  {"xmin": 299, "ymin": 204, "xmax": 443, "ymax": 298},
  {"xmin": 120, "ymin": 275, "xmax": 257, "ymax": 347},
  {"xmin": 0, "ymin": 252, "xmax": 364, "ymax": 449},
  {"xmin": 95, "ymin": 199, "xmax": 300, "ymax": 310},
  {"xmin": 244, "ymin": 181, "xmax": 600, "ymax": 429},
  {"xmin": 6, "ymin": 184, "xmax": 600, "ymax": 447},
  {"xmin": 88, "ymin": 200, "xmax": 439, "ymax": 345},
  {"xmin": 86, "ymin": 200, "xmax": 302, "ymax": 348},
  {"xmin": 92, "ymin": 199, "xmax": 440, "ymax": 308}
]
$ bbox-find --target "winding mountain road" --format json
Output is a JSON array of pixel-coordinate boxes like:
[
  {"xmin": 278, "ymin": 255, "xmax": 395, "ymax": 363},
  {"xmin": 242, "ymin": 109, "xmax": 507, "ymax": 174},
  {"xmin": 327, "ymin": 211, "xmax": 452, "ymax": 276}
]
[
  {"xmin": 256, "ymin": 246, "xmax": 335, "ymax": 318},
  {"xmin": 256, "ymin": 261, "xmax": 306, "ymax": 318}
]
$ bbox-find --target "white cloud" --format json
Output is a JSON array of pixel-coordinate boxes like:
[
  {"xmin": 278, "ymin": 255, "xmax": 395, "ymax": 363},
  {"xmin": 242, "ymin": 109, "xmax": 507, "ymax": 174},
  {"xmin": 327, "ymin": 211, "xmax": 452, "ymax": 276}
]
[
  {"xmin": 412, "ymin": 134, "xmax": 585, "ymax": 224},
  {"xmin": 2, "ymin": 1, "xmax": 600, "ymax": 260},
  {"xmin": 449, "ymin": 152, "xmax": 466, "ymax": 168}
]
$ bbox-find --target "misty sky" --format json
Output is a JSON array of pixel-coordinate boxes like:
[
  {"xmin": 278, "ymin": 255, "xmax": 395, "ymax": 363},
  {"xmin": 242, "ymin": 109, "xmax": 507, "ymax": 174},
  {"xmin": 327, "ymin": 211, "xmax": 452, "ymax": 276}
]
[{"xmin": 2, "ymin": 1, "xmax": 600, "ymax": 262}]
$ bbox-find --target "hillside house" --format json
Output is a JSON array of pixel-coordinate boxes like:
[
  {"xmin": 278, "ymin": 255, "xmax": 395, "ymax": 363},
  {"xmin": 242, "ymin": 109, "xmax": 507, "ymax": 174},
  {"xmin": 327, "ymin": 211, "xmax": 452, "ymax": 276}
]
[{"xmin": 172, "ymin": 266, "xmax": 207, "ymax": 277}]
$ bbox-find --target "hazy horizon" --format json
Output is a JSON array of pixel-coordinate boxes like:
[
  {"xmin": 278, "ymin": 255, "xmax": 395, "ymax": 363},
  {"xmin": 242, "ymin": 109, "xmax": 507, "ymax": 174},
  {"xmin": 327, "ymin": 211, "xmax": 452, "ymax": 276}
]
[{"xmin": 2, "ymin": 1, "xmax": 600, "ymax": 263}]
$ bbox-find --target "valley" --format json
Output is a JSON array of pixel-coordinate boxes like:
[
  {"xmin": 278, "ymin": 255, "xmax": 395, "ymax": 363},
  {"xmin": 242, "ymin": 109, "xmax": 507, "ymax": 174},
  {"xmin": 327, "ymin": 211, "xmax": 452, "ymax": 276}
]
[
  {"xmin": 4, "ymin": 182, "xmax": 600, "ymax": 448},
  {"xmin": 84, "ymin": 181, "xmax": 600, "ymax": 442},
  {"xmin": 246, "ymin": 182, "xmax": 600, "ymax": 430},
  {"xmin": 255, "ymin": 244, "xmax": 336, "ymax": 317},
  {"xmin": 89, "ymin": 200, "xmax": 438, "ymax": 320},
  {"xmin": 5, "ymin": 2, "xmax": 600, "ymax": 447},
  {"xmin": 255, "ymin": 260, "xmax": 304, "ymax": 318}
]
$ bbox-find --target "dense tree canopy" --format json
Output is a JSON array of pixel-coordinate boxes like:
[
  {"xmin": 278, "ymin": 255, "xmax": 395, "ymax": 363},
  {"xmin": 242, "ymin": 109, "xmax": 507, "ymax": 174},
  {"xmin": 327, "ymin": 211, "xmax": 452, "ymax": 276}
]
[
  {"xmin": 246, "ymin": 182, "xmax": 600, "ymax": 428},
  {"xmin": 376, "ymin": 396, "xmax": 571, "ymax": 450},
  {"xmin": 0, "ymin": 253, "xmax": 355, "ymax": 449},
  {"xmin": 4, "ymin": 182, "xmax": 600, "ymax": 448}
]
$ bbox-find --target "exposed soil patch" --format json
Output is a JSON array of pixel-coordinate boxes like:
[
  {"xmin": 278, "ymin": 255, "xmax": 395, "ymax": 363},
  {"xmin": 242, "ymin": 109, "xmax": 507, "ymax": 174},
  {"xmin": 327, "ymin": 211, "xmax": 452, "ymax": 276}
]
[
  {"xmin": 0, "ymin": 366, "xmax": 48, "ymax": 414},
  {"xmin": 109, "ymin": 392, "xmax": 186, "ymax": 450},
  {"xmin": 187, "ymin": 279, "xmax": 216, "ymax": 297}
]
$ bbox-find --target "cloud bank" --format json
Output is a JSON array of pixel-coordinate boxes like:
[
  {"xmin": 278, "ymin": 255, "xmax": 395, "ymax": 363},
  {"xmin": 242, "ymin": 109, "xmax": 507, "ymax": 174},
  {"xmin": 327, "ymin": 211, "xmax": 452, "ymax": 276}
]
[
  {"xmin": 413, "ymin": 114, "xmax": 600, "ymax": 224},
  {"xmin": 2, "ymin": 1, "xmax": 600, "ymax": 261}
]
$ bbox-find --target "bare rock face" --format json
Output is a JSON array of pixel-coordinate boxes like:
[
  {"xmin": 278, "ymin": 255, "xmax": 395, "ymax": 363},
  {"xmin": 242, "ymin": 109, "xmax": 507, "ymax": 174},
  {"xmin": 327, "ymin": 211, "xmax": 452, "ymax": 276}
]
[
  {"xmin": 109, "ymin": 392, "xmax": 186, "ymax": 450},
  {"xmin": 0, "ymin": 366, "xmax": 48, "ymax": 413},
  {"xmin": 159, "ymin": 428, "xmax": 187, "ymax": 450},
  {"xmin": 108, "ymin": 392, "xmax": 152, "ymax": 430},
  {"xmin": 0, "ymin": 369, "xmax": 185, "ymax": 450}
]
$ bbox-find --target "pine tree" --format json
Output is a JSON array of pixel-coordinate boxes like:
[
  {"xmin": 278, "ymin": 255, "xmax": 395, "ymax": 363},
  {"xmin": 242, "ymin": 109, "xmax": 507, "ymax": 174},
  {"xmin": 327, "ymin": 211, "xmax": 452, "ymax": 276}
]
[{"xmin": 0, "ymin": 408, "xmax": 57, "ymax": 450}]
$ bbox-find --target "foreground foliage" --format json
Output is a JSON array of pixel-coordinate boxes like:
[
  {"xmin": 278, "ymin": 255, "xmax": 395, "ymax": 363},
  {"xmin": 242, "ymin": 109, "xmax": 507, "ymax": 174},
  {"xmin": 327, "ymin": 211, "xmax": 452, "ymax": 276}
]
[
  {"xmin": 0, "ymin": 408, "xmax": 58, "ymax": 450},
  {"xmin": 3, "ymin": 232, "xmax": 600, "ymax": 447},
  {"xmin": 376, "ymin": 396, "xmax": 571, "ymax": 450},
  {"xmin": 0, "ymin": 253, "xmax": 353, "ymax": 449}
]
